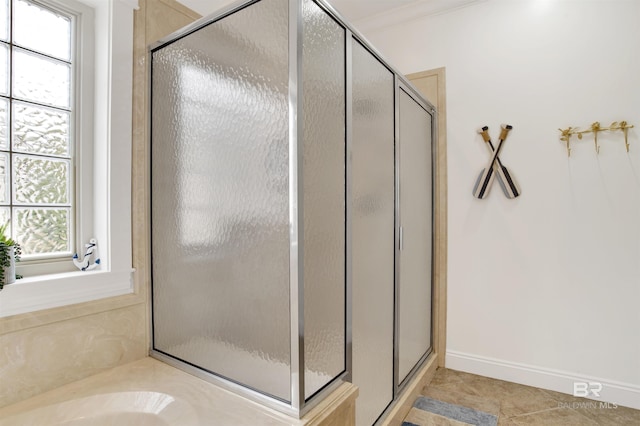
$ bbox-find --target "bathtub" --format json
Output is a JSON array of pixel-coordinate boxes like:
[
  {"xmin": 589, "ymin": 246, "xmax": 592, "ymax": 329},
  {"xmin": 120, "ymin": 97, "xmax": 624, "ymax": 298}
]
[
  {"xmin": 0, "ymin": 391, "xmax": 199, "ymax": 426},
  {"xmin": 0, "ymin": 357, "xmax": 356, "ymax": 426}
]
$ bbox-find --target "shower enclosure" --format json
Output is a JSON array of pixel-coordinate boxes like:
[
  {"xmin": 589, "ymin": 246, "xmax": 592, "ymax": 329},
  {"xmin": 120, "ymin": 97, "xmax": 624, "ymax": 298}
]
[{"xmin": 150, "ymin": 0, "xmax": 434, "ymax": 422}]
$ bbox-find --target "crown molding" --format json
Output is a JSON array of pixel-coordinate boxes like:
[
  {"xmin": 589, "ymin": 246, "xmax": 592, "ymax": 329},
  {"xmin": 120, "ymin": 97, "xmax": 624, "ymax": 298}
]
[{"xmin": 354, "ymin": 0, "xmax": 486, "ymax": 34}]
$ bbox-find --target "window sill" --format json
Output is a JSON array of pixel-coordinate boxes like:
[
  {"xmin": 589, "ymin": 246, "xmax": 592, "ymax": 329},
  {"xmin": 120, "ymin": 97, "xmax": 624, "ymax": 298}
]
[{"xmin": 0, "ymin": 268, "xmax": 135, "ymax": 319}]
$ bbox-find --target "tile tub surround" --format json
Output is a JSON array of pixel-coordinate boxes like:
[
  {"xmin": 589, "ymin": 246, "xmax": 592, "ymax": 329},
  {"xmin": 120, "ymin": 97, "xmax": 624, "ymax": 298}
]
[
  {"xmin": 0, "ymin": 357, "xmax": 358, "ymax": 426},
  {"xmin": 0, "ymin": 302, "xmax": 147, "ymax": 409}
]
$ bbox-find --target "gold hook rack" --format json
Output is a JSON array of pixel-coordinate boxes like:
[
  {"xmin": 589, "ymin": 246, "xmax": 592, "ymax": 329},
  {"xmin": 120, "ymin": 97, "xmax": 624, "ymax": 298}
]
[{"xmin": 558, "ymin": 121, "xmax": 635, "ymax": 156}]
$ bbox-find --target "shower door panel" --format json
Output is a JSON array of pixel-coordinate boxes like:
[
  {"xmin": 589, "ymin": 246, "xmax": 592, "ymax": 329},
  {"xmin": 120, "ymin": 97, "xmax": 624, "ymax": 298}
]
[
  {"xmin": 397, "ymin": 88, "xmax": 433, "ymax": 385},
  {"xmin": 351, "ymin": 39, "xmax": 395, "ymax": 425},
  {"xmin": 150, "ymin": 0, "xmax": 292, "ymax": 402},
  {"xmin": 301, "ymin": 0, "xmax": 346, "ymax": 400}
]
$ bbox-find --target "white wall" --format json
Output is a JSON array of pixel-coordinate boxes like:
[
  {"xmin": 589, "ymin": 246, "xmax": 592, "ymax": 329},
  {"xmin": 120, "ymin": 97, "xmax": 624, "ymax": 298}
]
[{"xmin": 362, "ymin": 0, "xmax": 640, "ymax": 409}]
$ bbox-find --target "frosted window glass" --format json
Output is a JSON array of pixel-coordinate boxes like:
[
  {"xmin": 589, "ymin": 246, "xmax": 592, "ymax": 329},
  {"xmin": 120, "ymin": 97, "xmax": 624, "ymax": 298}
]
[
  {"xmin": 0, "ymin": 0, "xmax": 7, "ymax": 41},
  {"xmin": 0, "ymin": 152, "xmax": 7, "ymax": 203},
  {"xmin": 398, "ymin": 89, "xmax": 433, "ymax": 383},
  {"xmin": 302, "ymin": 0, "xmax": 346, "ymax": 399},
  {"xmin": 0, "ymin": 43, "xmax": 7, "ymax": 96},
  {"xmin": 0, "ymin": 207, "xmax": 8, "ymax": 227},
  {"xmin": 0, "ymin": 1, "xmax": 74, "ymax": 261},
  {"xmin": 13, "ymin": 102, "xmax": 70, "ymax": 155},
  {"xmin": 13, "ymin": 154, "xmax": 69, "ymax": 204},
  {"xmin": 0, "ymin": 97, "xmax": 7, "ymax": 149},
  {"xmin": 351, "ymin": 39, "xmax": 395, "ymax": 425},
  {"xmin": 14, "ymin": 207, "xmax": 70, "ymax": 254},
  {"xmin": 151, "ymin": 0, "xmax": 291, "ymax": 402},
  {"xmin": 13, "ymin": 48, "xmax": 70, "ymax": 108},
  {"xmin": 15, "ymin": 0, "xmax": 71, "ymax": 60}
]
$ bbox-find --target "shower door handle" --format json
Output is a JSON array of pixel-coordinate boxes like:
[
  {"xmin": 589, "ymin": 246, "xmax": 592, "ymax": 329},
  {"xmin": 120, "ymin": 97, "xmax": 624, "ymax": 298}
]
[{"xmin": 399, "ymin": 226, "xmax": 404, "ymax": 251}]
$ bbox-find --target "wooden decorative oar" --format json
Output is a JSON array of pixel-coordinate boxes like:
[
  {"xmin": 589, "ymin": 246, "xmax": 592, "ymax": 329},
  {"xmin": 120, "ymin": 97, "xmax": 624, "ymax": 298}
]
[
  {"xmin": 473, "ymin": 124, "xmax": 513, "ymax": 199},
  {"xmin": 478, "ymin": 126, "xmax": 520, "ymax": 199}
]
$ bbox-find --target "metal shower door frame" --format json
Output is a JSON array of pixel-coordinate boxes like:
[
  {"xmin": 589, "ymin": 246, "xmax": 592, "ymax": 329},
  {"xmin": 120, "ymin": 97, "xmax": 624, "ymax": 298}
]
[{"xmin": 148, "ymin": 0, "xmax": 436, "ymax": 419}]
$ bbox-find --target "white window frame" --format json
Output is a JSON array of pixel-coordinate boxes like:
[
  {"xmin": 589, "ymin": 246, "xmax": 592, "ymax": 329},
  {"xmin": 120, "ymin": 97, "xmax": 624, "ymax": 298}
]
[{"xmin": 0, "ymin": 0, "xmax": 136, "ymax": 317}]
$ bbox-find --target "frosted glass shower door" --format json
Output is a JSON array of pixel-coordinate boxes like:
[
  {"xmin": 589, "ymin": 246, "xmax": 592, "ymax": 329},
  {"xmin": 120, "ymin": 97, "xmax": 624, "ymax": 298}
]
[
  {"xmin": 397, "ymin": 88, "xmax": 433, "ymax": 384},
  {"xmin": 301, "ymin": 0, "xmax": 346, "ymax": 400},
  {"xmin": 150, "ymin": 0, "xmax": 292, "ymax": 402},
  {"xmin": 351, "ymin": 39, "xmax": 395, "ymax": 425},
  {"xmin": 149, "ymin": 0, "xmax": 434, "ymax": 416}
]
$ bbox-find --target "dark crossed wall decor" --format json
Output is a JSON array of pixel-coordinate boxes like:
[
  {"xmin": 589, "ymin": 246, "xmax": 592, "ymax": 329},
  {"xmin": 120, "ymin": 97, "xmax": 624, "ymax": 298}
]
[
  {"xmin": 558, "ymin": 121, "xmax": 635, "ymax": 156},
  {"xmin": 473, "ymin": 124, "xmax": 520, "ymax": 199}
]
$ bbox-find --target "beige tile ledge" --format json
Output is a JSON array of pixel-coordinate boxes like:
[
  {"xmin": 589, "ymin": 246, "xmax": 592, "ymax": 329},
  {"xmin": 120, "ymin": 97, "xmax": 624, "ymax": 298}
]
[
  {"xmin": 0, "ymin": 357, "xmax": 358, "ymax": 426},
  {"xmin": 0, "ymin": 291, "xmax": 146, "ymax": 335}
]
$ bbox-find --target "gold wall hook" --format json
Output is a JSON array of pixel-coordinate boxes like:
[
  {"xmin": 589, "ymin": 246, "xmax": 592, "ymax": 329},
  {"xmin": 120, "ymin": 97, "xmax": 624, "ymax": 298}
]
[
  {"xmin": 591, "ymin": 122, "xmax": 601, "ymax": 154},
  {"xmin": 618, "ymin": 121, "xmax": 634, "ymax": 152},
  {"xmin": 559, "ymin": 120, "xmax": 634, "ymax": 155},
  {"xmin": 559, "ymin": 127, "xmax": 574, "ymax": 157}
]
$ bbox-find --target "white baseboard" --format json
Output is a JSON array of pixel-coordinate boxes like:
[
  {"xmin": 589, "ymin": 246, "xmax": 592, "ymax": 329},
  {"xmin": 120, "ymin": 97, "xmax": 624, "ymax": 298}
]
[{"xmin": 446, "ymin": 350, "xmax": 640, "ymax": 410}]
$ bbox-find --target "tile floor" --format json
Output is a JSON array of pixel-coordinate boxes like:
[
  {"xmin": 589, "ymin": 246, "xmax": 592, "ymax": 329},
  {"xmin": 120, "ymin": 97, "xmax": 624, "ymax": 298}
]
[{"xmin": 403, "ymin": 368, "xmax": 640, "ymax": 426}]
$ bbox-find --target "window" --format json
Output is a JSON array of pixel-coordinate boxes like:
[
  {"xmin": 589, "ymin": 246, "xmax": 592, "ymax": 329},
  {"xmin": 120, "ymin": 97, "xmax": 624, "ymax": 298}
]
[
  {"xmin": 0, "ymin": 0, "xmax": 135, "ymax": 317},
  {"xmin": 0, "ymin": 0, "xmax": 77, "ymax": 265}
]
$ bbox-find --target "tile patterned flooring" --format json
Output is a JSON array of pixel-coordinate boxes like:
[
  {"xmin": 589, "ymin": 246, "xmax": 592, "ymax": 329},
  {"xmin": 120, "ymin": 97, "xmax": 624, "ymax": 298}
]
[{"xmin": 402, "ymin": 368, "xmax": 640, "ymax": 425}]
